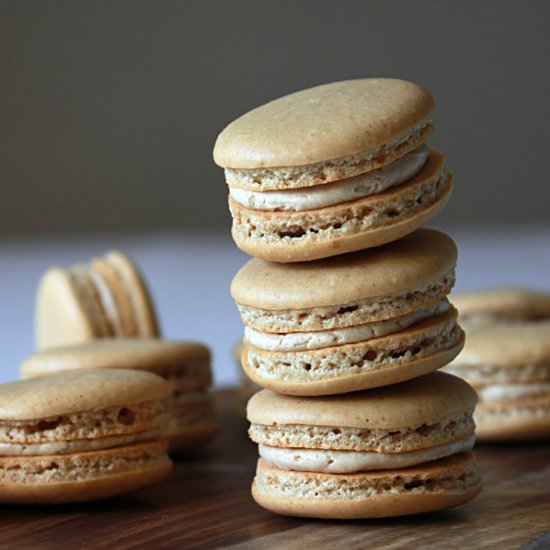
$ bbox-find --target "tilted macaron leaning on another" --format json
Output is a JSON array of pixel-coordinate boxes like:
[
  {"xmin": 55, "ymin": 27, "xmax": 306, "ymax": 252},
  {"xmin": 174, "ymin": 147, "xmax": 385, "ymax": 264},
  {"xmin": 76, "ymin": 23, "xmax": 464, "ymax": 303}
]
[
  {"xmin": 35, "ymin": 250, "xmax": 160, "ymax": 350},
  {"xmin": 214, "ymin": 78, "xmax": 454, "ymax": 263}
]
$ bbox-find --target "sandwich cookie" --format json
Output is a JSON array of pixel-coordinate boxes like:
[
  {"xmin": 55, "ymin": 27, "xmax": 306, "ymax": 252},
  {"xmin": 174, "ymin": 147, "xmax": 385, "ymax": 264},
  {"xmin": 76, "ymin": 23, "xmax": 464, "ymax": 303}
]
[
  {"xmin": 247, "ymin": 372, "xmax": 481, "ymax": 519},
  {"xmin": 231, "ymin": 229, "xmax": 464, "ymax": 395},
  {"xmin": 21, "ymin": 339, "xmax": 219, "ymax": 453},
  {"xmin": 35, "ymin": 250, "xmax": 160, "ymax": 350},
  {"xmin": 445, "ymin": 321, "xmax": 550, "ymax": 441},
  {"xmin": 214, "ymin": 78, "xmax": 453, "ymax": 262},
  {"xmin": 0, "ymin": 369, "xmax": 172, "ymax": 504},
  {"xmin": 452, "ymin": 288, "xmax": 550, "ymax": 328}
]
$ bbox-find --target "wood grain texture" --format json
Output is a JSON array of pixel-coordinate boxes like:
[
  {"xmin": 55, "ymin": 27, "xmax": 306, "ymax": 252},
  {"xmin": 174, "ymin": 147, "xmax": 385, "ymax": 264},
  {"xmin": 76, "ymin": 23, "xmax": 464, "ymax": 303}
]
[{"xmin": 0, "ymin": 390, "xmax": 548, "ymax": 550}]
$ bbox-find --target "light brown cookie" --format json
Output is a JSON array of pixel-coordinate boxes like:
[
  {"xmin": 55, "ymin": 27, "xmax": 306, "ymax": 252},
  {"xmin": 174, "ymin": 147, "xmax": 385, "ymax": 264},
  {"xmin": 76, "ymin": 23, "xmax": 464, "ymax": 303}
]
[
  {"xmin": 247, "ymin": 372, "xmax": 481, "ymax": 519},
  {"xmin": 0, "ymin": 369, "xmax": 172, "ymax": 503},
  {"xmin": 214, "ymin": 79, "xmax": 452, "ymax": 261},
  {"xmin": 232, "ymin": 229, "xmax": 464, "ymax": 395},
  {"xmin": 35, "ymin": 251, "xmax": 160, "ymax": 350},
  {"xmin": 21, "ymin": 339, "xmax": 219, "ymax": 454}
]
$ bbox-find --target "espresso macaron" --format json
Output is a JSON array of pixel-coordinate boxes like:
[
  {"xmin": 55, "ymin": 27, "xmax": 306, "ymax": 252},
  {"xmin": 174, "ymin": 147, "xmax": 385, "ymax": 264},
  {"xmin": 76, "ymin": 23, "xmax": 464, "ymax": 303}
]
[
  {"xmin": 231, "ymin": 228, "xmax": 464, "ymax": 395},
  {"xmin": 247, "ymin": 372, "xmax": 481, "ymax": 519},
  {"xmin": 21, "ymin": 339, "xmax": 219, "ymax": 453},
  {"xmin": 35, "ymin": 250, "xmax": 160, "ymax": 350},
  {"xmin": 214, "ymin": 78, "xmax": 453, "ymax": 262},
  {"xmin": 0, "ymin": 369, "xmax": 172, "ymax": 504},
  {"xmin": 446, "ymin": 321, "xmax": 550, "ymax": 441},
  {"xmin": 453, "ymin": 288, "xmax": 550, "ymax": 327}
]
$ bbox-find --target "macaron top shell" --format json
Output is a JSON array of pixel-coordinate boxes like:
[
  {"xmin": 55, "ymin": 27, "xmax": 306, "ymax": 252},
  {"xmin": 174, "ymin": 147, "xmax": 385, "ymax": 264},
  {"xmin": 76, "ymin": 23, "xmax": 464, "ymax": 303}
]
[
  {"xmin": 247, "ymin": 372, "xmax": 476, "ymax": 430},
  {"xmin": 21, "ymin": 339, "xmax": 211, "ymax": 380},
  {"xmin": 231, "ymin": 229, "xmax": 456, "ymax": 310},
  {"xmin": 0, "ymin": 369, "xmax": 171, "ymax": 420},
  {"xmin": 214, "ymin": 79, "xmax": 434, "ymax": 169},
  {"xmin": 453, "ymin": 288, "xmax": 550, "ymax": 321},
  {"xmin": 453, "ymin": 321, "xmax": 550, "ymax": 368}
]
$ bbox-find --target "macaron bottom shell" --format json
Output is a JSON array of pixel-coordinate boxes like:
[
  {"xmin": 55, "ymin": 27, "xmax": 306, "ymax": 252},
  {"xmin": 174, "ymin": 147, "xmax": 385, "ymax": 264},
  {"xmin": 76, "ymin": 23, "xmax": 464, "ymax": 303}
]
[
  {"xmin": 0, "ymin": 441, "xmax": 172, "ymax": 504},
  {"xmin": 229, "ymin": 153, "xmax": 453, "ymax": 263},
  {"xmin": 241, "ymin": 311, "xmax": 464, "ymax": 396},
  {"xmin": 252, "ymin": 453, "xmax": 481, "ymax": 519}
]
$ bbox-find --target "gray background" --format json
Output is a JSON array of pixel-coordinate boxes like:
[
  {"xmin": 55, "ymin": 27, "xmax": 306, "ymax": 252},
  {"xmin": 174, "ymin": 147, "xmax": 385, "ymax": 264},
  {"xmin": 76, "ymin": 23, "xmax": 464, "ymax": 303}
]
[{"xmin": 1, "ymin": 1, "xmax": 548, "ymax": 235}]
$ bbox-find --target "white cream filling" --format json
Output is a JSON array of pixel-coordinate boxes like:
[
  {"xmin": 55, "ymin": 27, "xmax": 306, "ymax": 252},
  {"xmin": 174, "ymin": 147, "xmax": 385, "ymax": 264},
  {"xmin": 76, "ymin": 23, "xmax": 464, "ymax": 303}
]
[
  {"xmin": 259, "ymin": 434, "xmax": 475, "ymax": 473},
  {"xmin": 245, "ymin": 300, "xmax": 449, "ymax": 352},
  {"xmin": 88, "ymin": 266, "xmax": 124, "ymax": 336},
  {"xmin": 229, "ymin": 146, "xmax": 429, "ymax": 211},
  {"xmin": 0, "ymin": 428, "xmax": 160, "ymax": 456},
  {"xmin": 478, "ymin": 383, "xmax": 550, "ymax": 403}
]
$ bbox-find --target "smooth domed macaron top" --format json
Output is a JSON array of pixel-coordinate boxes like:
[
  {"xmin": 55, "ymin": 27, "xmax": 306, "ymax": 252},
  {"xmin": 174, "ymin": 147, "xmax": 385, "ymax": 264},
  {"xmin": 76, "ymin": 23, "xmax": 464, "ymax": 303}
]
[
  {"xmin": 20, "ymin": 339, "xmax": 210, "ymax": 379},
  {"xmin": 453, "ymin": 288, "xmax": 550, "ymax": 320},
  {"xmin": 247, "ymin": 372, "xmax": 476, "ymax": 430},
  {"xmin": 214, "ymin": 79, "xmax": 434, "ymax": 169},
  {"xmin": 452, "ymin": 321, "xmax": 550, "ymax": 368},
  {"xmin": 231, "ymin": 229, "xmax": 456, "ymax": 310},
  {"xmin": 0, "ymin": 369, "xmax": 171, "ymax": 420}
]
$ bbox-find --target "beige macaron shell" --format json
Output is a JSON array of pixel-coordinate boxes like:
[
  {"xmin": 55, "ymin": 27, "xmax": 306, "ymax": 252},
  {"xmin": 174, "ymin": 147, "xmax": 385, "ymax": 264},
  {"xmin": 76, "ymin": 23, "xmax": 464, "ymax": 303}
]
[
  {"xmin": 475, "ymin": 399, "xmax": 550, "ymax": 441},
  {"xmin": 104, "ymin": 251, "xmax": 160, "ymax": 337},
  {"xmin": 0, "ymin": 441, "xmax": 172, "ymax": 504},
  {"xmin": 247, "ymin": 372, "xmax": 476, "ymax": 430},
  {"xmin": 214, "ymin": 79, "xmax": 434, "ymax": 169},
  {"xmin": 453, "ymin": 321, "xmax": 550, "ymax": 369},
  {"xmin": 453, "ymin": 288, "xmax": 550, "ymax": 321},
  {"xmin": 21, "ymin": 339, "xmax": 211, "ymax": 387},
  {"xmin": 252, "ymin": 453, "xmax": 481, "ymax": 519},
  {"xmin": 35, "ymin": 268, "xmax": 99, "ymax": 350},
  {"xmin": 0, "ymin": 369, "xmax": 171, "ymax": 420},
  {"xmin": 231, "ymin": 228, "xmax": 456, "ymax": 310}
]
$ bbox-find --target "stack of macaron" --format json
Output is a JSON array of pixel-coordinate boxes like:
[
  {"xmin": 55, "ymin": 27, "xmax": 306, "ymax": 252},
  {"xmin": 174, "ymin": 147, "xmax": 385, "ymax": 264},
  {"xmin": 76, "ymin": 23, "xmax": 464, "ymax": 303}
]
[
  {"xmin": 215, "ymin": 78, "xmax": 482, "ymax": 518},
  {"xmin": 30, "ymin": 252, "xmax": 218, "ymax": 453},
  {"xmin": 447, "ymin": 288, "xmax": 550, "ymax": 441}
]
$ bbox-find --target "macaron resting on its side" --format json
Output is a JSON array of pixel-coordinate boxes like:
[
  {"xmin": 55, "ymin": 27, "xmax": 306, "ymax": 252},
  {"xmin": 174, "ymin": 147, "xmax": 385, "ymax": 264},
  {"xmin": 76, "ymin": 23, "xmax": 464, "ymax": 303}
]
[
  {"xmin": 452, "ymin": 288, "xmax": 550, "ymax": 327},
  {"xmin": 247, "ymin": 372, "xmax": 481, "ymax": 519},
  {"xmin": 21, "ymin": 339, "xmax": 219, "ymax": 453},
  {"xmin": 0, "ymin": 369, "xmax": 172, "ymax": 504},
  {"xmin": 445, "ymin": 321, "xmax": 550, "ymax": 441},
  {"xmin": 231, "ymin": 229, "xmax": 464, "ymax": 395},
  {"xmin": 214, "ymin": 78, "xmax": 453, "ymax": 262},
  {"xmin": 35, "ymin": 251, "xmax": 160, "ymax": 350}
]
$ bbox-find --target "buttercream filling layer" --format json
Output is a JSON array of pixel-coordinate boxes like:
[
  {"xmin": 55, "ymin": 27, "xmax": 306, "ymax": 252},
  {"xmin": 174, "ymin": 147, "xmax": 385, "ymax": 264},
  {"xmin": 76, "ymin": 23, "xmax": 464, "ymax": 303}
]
[
  {"xmin": 0, "ymin": 428, "xmax": 160, "ymax": 456},
  {"xmin": 229, "ymin": 146, "xmax": 429, "ymax": 211},
  {"xmin": 478, "ymin": 383, "xmax": 550, "ymax": 403},
  {"xmin": 258, "ymin": 434, "xmax": 475, "ymax": 473},
  {"xmin": 245, "ymin": 300, "xmax": 449, "ymax": 352}
]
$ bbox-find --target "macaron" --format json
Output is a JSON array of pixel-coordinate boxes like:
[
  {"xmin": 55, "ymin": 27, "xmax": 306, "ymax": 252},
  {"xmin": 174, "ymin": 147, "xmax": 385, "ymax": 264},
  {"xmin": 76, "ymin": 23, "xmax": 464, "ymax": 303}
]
[
  {"xmin": 214, "ymin": 78, "xmax": 453, "ymax": 262},
  {"xmin": 35, "ymin": 250, "xmax": 160, "ymax": 350},
  {"xmin": 21, "ymin": 339, "xmax": 219, "ymax": 453},
  {"xmin": 0, "ymin": 369, "xmax": 172, "ymax": 504},
  {"xmin": 231, "ymin": 228, "xmax": 464, "ymax": 395},
  {"xmin": 247, "ymin": 372, "xmax": 481, "ymax": 519},
  {"xmin": 452, "ymin": 288, "xmax": 550, "ymax": 327},
  {"xmin": 445, "ymin": 321, "xmax": 550, "ymax": 441}
]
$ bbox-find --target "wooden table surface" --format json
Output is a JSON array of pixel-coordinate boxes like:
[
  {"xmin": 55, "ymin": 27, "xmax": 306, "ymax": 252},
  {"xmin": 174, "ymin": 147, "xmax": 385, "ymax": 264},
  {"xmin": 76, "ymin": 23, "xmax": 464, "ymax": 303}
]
[{"xmin": 2, "ymin": 390, "xmax": 549, "ymax": 550}]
